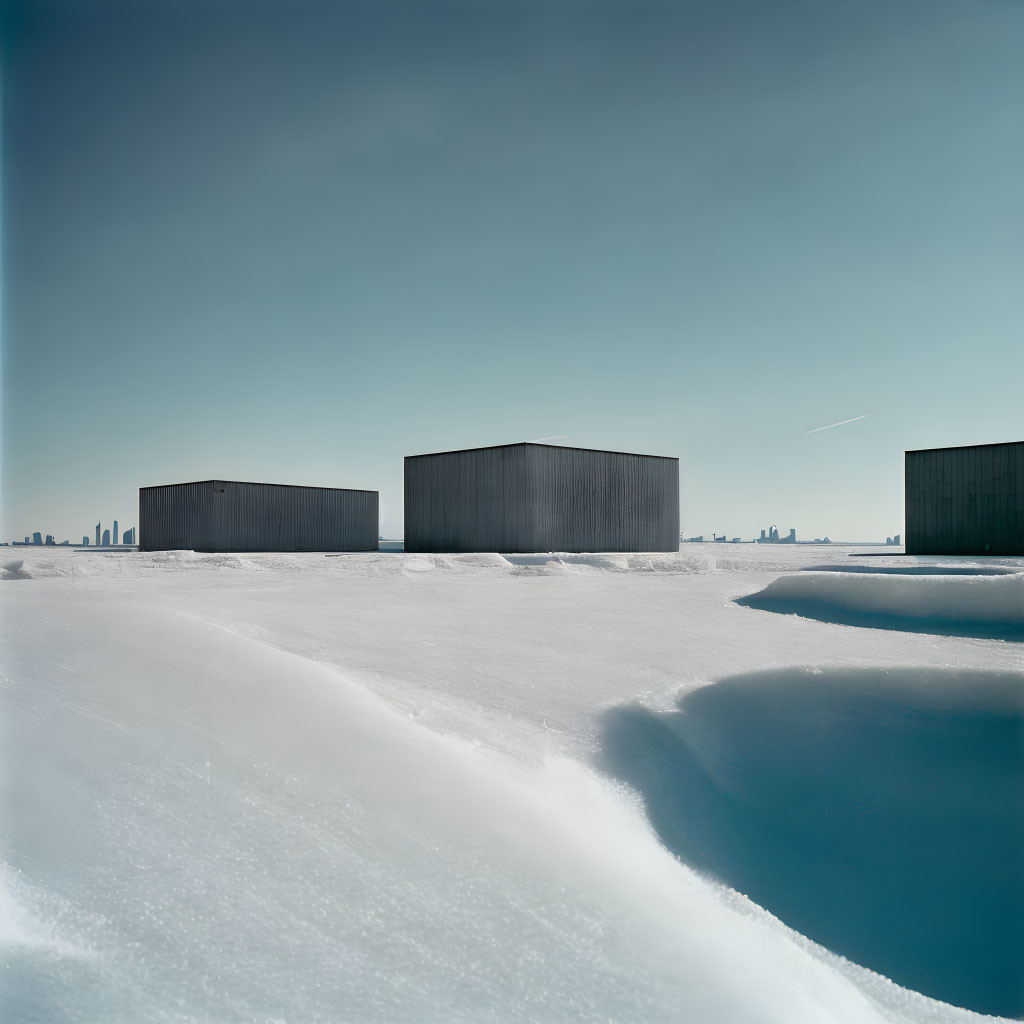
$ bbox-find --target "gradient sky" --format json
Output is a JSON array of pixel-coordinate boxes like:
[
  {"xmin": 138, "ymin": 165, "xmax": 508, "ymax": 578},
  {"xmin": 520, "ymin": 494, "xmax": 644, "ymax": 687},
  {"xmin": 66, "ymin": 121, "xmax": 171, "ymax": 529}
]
[{"xmin": 3, "ymin": 0, "xmax": 1022, "ymax": 542}]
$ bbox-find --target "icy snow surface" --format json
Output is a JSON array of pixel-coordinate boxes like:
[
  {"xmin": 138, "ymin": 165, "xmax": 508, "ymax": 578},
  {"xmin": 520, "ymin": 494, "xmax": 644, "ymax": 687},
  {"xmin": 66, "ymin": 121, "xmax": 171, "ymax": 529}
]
[
  {"xmin": 2, "ymin": 544, "xmax": 1022, "ymax": 1023},
  {"xmin": 738, "ymin": 569, "xmax": 1024, "ymax": 640}
]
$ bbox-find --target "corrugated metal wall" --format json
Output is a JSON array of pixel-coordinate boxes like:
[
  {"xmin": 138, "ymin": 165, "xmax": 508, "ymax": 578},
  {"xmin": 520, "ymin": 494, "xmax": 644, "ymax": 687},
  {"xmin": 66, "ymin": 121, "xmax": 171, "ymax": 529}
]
[
  {"xmin": 139, "ymin": 481, "xmax": 213, "ymax": 551},
  {"xmin": 405, "ymin": 444, "xmax": 679, "ymax": 553},
  {"xmin": 404, "ymin": 446, "xmax": 537, "ymax": 552},
  {"xmin": 139, "ymin": 480, "xmax": 378, "ymax": 552},
  {"xmin": 905, "ymin": 442, "xmax": 1023, "ymax": 555}
]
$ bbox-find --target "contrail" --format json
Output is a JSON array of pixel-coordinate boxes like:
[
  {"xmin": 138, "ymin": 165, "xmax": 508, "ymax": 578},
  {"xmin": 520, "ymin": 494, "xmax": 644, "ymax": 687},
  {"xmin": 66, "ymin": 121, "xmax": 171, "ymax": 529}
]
[
  {"xmin": 532, "ymin": 435, "xmax": 568, "ymax": 443},
  {"xmin": 804, "ymin": 414, "xmax": 869, "ymax": 435}
]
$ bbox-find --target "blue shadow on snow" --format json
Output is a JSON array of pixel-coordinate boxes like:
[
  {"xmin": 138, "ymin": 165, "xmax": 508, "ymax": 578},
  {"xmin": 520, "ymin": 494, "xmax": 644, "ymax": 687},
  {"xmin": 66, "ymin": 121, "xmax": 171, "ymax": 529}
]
[{"xmin": 599, "ymin": 667, "xmax": 1024, "ymax": 1017}]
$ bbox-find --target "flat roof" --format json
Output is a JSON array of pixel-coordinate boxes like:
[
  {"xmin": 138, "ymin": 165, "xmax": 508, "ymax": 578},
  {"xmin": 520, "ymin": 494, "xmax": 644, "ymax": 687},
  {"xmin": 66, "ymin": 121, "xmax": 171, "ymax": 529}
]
[
  {"xmin": 405, "ymin": 442, "xmax": 678, "ymax": 461},
  {"xmin": 139, "ymin": 479, "xmax": 377, "ymax": 494},
  {"xmin": 906, "ymin": 440, "xmax": 1023, "ymax": 455}
]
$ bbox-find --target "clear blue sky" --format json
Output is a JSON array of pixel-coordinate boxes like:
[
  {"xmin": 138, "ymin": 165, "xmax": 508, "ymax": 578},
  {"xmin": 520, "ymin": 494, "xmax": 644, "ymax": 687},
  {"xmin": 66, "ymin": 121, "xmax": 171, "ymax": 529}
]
[{"xmin": 3, "ymin": 0, "xmax": 1022, "ymax": 542}]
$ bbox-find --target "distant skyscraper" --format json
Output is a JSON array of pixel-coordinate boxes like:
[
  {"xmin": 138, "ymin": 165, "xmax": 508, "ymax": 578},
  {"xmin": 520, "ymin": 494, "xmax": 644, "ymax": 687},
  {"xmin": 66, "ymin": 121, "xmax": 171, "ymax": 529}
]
[
  {"xmin": 102, "ymin": 528, "xmax": 110, "ymax": 546},
  {"xmin": 113, "ymin": 520, "xmax": 119, "ymax": 545},
  {"xmin": 96, "ymin": 522, "xmax": 101, "ymax": 546},
  {"xmin": 83, "ymin": 536, "xmax": 90, "ymax": 546},
  {"xmin": 32, "ymin": 531, "xmax": 42, "ymax": 545},
  {"xmin": 755, "ymin": 525, "xmax": 796, "ymax": 544},
  {"xmin": 45, "ymin": 534, "xmax": 55, "ymax": 545},
  {"xmin": 24, "ymin": 536, "xmax": 30, "ymax": 544}
]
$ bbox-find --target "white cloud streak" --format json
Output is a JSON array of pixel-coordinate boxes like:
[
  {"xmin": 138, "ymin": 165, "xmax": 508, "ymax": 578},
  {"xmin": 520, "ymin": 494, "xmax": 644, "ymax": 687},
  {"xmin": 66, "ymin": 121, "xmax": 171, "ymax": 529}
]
[{"xmin": 804, "ymin": 414, "xmax": 870, "ymax": 435}]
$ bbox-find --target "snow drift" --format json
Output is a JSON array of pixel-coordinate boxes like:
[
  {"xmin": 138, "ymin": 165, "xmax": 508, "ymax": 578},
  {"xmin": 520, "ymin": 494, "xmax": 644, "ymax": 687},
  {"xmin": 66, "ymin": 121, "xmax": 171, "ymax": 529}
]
[
  {"xmin": 802, "ymin": 565, "xmax": 1019, "ymax": 576},
  {"xmin": 737, "ymin": 570, "xmax": 1024, "ymax": 639},
  {"xmin": 3, "ymin": 592, "xmax": 926, "ymax": 1024},
  {"xmin": 600, "ymin": 666, "xmax": 1024, "ymax": 1017},
  {"xmin": 4, "ymin": 546, "xmax": 1021, "ymax": 1022},
  {"xmin": 7, "ymin": 549, "xmax": 716, "ymax": 581}
]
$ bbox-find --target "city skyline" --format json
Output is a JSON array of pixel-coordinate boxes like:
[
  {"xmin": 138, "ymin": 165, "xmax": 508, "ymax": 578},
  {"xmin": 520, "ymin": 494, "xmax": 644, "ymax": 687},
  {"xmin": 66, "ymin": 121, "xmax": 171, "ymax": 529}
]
[
  {"xmin": 3, "ymin": 1, "xmax": 1022, "ymax": 541},
  {"xmin": 8, "ymin": 517, "xmax": 136, "ymax": 547},
  {"xmin": 8, "ymin": 510, "xmax": 904, "ymax": 547}
]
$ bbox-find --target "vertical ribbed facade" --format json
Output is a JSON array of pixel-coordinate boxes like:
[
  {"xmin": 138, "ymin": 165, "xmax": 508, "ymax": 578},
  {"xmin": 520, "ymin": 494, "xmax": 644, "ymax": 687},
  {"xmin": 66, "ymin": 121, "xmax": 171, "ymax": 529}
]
[
  {"xmin": 905, "ymin": 441, "xmax": 1024, "ymax": 555},
  {"xmin": 139, "ymin": 480, "xmax": 378, "ymax": 552},
  {"xmin": 404, "ymin": 443, "xmax": 679, "ymax": 553}
]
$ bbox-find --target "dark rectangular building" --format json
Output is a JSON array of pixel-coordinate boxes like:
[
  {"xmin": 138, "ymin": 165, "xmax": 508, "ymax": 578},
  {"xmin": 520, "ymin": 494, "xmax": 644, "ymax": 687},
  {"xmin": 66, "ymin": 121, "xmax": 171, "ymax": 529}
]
[
  {"xmin": 139, "ymin": 480, "xmax": 378, "ymax": 552},
  {"xmin": 905, "ymin": 441, "xmax": 1023, "ymax": 555},
  {"xmin": 404, "ymin": 443, "xmax": 679, "ymax": 553}
]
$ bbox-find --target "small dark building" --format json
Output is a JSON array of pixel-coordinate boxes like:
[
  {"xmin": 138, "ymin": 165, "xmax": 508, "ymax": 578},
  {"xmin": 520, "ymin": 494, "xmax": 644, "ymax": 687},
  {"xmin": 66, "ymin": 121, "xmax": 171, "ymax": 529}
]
[
  {"xmin": 905, "ymin": 441, "xmax": 1023, "ymax": 555},
  {"xmin": 405, "ymin": 443, "xmax": 679, "ymax": 553},
  {"xmin": 139, "ymin": 480, "xmax": 378, "ymax": 552}
]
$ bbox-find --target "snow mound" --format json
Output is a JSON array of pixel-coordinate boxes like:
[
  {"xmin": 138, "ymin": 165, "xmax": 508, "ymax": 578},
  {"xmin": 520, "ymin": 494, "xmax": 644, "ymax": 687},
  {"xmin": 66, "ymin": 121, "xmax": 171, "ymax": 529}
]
[
  {"xmin": 3, "ymin": 599, "xmax": 921, "ymax": 1024},
  {"xmin": 505, "ymin": 552, "xmax": 713, "ymax": 575},
  {"xmin": 349, "ymin": 552, "xmax": 713, "ymax": 576},
  {"xmin": 333, "ymin": 552, "xmax": 515, "ymax": 577},
  {"xmin": 600, "ymin": 666, "xmax": 1024, "ymax": 1017},
  {"xmin": 803, "ymin": 565, "xmax": 1018, "ymax": 576},
  {"xmin": 11, "ymin": 549, "xmax": 717, "ymax": 581},
  {"xmin": 737, "ymin": 570, "xmax": 1024, "ymax": 639}
]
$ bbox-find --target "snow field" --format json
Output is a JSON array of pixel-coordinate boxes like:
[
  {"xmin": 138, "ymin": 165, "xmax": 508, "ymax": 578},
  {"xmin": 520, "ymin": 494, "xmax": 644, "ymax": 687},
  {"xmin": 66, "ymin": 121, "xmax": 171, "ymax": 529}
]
[{"xmin": 2, "ymin": 545, "xmax": 1022, "ymax": 1022}]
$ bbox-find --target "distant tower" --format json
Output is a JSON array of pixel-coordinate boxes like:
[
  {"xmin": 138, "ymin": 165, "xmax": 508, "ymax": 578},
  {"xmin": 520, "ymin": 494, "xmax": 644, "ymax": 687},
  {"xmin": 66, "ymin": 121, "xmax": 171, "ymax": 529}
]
[
  {"xmin": 96, "ymin": 522, "xmax": 101, "ymax": 546},
  {"xmin": 894, "ymin": 533, "xmax": 901, "ymax": 545},
  {"xmin": 113, "ymin": 520, "xmax": 119, "ymax": 545},
  {"xmin": 83, "ymin": 536, "xmax": 90, "ymax": 546},
  {"xmin": 45, "ymin": 534, "xmax": 55, "ymax": 545},
  {"xmin": 32, "ymin": 531, "xmax": 42, "ymax": 545},
  {"xmin": 102, "ymin": 528, "xmax": 110, "ymax": 546}
]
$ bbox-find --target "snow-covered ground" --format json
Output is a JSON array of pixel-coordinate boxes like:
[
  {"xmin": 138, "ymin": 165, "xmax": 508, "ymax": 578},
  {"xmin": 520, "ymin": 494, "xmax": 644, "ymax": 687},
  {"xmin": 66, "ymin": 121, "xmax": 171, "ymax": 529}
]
[{"xmin": 2, "ymin": 544, "xmax": 1022, "ymax": 1023}]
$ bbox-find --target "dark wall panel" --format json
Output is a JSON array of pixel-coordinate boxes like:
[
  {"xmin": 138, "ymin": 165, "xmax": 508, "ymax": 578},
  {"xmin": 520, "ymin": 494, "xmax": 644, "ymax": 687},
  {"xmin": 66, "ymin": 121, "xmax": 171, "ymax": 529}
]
[
  {"xmin": 405, "ymin": 444, "xmax": 679, "ymax": 553},
  {"xmin": 404, "ymin": 446, "xmax": 537, "ymax": 553},
  {"xmin": 532, "ymin": 445, "xmax": 679, "ymax": 553},
  {"xmin": 139, "ymin": 480, "xmax": 378, "ymax": 552},
  {"xmin": 905, "ymin": 442, "xmax": 1024, "ymax": 555},
  {"xmin": 139, "ymin": 481, "xmax": 214, "ymax": 551}
]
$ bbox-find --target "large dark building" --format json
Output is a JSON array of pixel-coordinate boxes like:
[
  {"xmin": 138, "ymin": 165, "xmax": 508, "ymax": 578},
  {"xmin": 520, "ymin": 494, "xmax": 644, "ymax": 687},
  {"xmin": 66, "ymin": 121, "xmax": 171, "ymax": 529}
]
[
  {"xmin": 405, "ymin": 443, "xmax": 679, "ymax": 553},
  {"xmin": 905, "ymin": 441, "xmax": 1023, "ymax": 555},
  {"xmin": 139, "ymin": 480, "xmax": 378, "ymax": 552}
]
